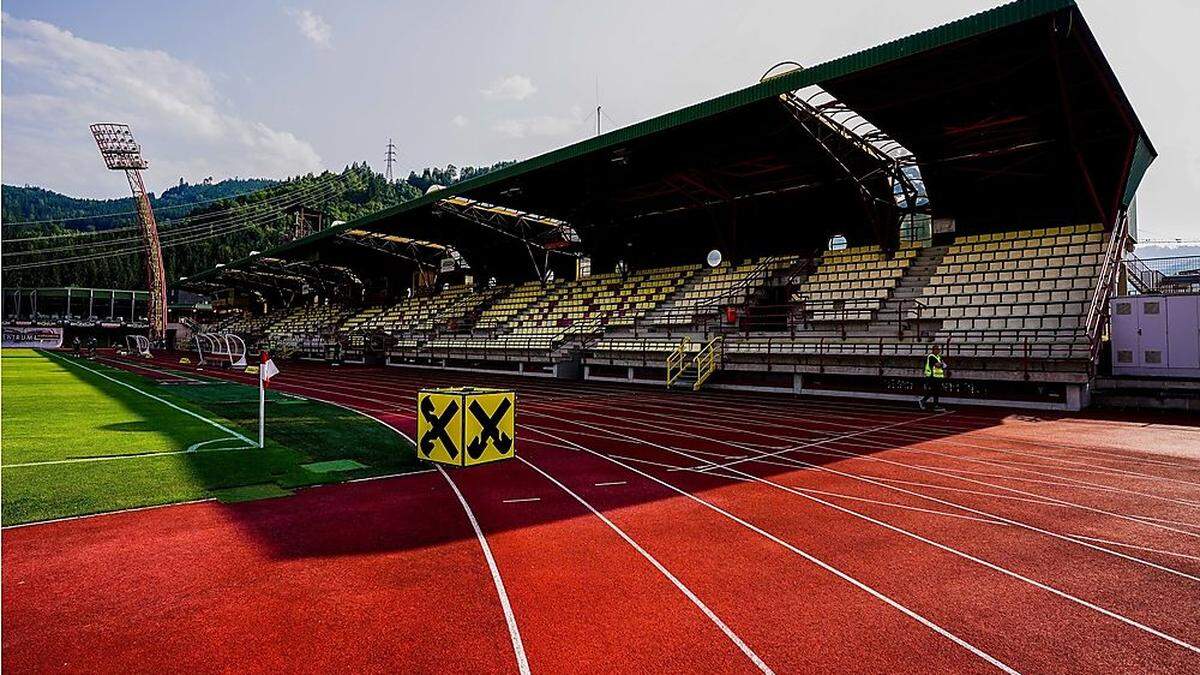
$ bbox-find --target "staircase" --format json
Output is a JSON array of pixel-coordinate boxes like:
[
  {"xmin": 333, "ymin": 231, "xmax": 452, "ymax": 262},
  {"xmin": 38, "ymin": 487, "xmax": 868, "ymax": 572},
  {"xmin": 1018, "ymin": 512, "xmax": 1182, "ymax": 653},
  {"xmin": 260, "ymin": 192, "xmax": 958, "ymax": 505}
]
[
  {"xmin": 873, "ymin": 244, "xmax": 947, "ymax": 337},
  {"xmin": 666, "ymin": 336, "xmax": 723, "ymax": 391}
]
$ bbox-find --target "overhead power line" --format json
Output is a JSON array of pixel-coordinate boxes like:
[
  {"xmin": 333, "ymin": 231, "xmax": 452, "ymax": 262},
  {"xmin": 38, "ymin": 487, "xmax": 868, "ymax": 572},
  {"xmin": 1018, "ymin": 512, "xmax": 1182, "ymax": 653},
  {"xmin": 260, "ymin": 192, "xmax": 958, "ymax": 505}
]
[
  {"xmin": 2, "ymin": 176, "xmax": 344, "ymax": 244},
  {"xmin": 3, "ymin": 178, "xmax": 343, "ymax": 256},
  {"xmin": 4, "ymin": 181, "xmax": 345, "ymax": 270},
  {"xmin": 1, "ymin": 179, "xmax": 310, "ymax": 228}
]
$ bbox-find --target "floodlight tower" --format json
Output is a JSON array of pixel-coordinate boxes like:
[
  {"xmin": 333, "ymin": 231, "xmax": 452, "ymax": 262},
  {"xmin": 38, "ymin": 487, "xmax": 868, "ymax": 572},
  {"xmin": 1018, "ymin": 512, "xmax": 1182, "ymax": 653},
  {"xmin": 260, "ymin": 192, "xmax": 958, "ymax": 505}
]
[{"xmin": 90, "ymin": 123, "xmax": 167, "ymax": 341}]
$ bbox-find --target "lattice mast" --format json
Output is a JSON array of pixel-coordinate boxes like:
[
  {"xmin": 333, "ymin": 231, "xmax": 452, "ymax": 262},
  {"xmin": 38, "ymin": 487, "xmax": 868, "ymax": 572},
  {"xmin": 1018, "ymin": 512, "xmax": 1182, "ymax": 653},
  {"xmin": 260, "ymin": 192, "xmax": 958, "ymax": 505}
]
[
  {"xmin": 385, "ymin": 138, "xmax": 398, "ymax": 183},
  {"xmin": 90, "ymin": 123, "xmax": 168, "ymax": 341}
]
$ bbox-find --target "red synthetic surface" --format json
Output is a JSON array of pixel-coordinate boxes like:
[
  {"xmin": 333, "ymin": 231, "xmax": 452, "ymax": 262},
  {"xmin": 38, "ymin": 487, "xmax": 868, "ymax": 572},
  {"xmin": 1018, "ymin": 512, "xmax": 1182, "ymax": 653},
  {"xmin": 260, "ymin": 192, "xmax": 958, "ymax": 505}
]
[{"xmin": 4, "ymin": 354, "xmax": 1200, "ymax": 673}]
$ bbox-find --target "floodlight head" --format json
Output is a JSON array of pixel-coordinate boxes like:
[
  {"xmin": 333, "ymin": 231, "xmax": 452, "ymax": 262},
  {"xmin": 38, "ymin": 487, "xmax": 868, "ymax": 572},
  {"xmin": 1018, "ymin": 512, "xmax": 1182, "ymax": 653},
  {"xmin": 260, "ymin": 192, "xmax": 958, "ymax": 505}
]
[{"xmin": 91, "ymin": 123, "xmax": 148, "ymax": 171}]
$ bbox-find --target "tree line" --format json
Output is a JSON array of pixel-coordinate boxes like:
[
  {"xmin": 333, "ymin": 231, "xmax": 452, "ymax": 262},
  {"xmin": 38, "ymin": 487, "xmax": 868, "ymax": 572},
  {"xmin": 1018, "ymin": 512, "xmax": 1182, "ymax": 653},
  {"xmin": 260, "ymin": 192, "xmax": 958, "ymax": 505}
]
[{"xmin": 2, "ymin": 160, "xmax": 514, "ymax": 290}]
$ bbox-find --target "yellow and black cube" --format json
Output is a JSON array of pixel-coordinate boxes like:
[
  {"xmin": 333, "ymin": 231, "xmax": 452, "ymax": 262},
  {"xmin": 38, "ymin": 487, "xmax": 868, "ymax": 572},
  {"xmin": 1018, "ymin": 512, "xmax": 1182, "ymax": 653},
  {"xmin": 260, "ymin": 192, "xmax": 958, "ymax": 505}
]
[{"xmin": 416, "ymin": 387, "xmax": 516, "ymax": 467}]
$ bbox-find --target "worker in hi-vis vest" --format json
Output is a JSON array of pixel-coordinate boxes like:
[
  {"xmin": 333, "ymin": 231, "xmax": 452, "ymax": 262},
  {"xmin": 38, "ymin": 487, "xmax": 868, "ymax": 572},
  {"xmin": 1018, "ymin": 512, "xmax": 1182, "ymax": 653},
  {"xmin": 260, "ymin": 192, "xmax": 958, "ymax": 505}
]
[{"xmin": 918, "ymin": 344, "xmax": 948, "ymax": 411}]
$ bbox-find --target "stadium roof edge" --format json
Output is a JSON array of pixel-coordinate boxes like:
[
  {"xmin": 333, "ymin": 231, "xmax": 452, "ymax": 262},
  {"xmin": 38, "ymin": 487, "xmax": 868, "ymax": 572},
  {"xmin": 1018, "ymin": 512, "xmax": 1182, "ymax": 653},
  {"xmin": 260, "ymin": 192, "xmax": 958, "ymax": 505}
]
[{"xmin": 190, "ymin": 0, "xmax": 1153, "ymax": 285}]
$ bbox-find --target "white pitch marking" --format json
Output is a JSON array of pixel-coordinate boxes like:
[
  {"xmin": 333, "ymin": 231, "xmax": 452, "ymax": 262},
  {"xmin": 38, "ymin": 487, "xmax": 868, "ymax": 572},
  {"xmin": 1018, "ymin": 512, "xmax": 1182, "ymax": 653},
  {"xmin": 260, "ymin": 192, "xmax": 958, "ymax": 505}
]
[{"xmin": 43, "ymin": 351, "xmax": 254, "ymax": 446}]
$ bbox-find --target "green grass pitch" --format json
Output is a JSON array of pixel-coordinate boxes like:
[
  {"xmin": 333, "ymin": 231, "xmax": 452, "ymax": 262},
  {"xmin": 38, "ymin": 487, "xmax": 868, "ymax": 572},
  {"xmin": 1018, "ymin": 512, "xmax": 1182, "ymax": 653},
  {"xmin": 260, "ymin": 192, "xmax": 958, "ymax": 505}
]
[{"xmin": 1, "ymin": 349, "xmax": 419, "ymax": 525}]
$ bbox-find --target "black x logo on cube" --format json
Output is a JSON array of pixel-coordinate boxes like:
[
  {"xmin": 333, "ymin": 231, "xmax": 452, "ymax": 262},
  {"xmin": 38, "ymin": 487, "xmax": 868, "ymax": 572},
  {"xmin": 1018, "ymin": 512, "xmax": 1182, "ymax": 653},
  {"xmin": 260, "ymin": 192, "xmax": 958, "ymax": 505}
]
[{"xmin": 417, "ymin": 387, "xmax": 516, "ymax": 467}]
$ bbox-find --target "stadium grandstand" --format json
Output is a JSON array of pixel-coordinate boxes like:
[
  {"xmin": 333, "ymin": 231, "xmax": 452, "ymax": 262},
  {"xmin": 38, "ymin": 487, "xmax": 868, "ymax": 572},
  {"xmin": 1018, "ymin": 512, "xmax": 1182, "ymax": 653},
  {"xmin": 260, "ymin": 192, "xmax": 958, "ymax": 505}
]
[{"xmin": 179, "ymin": 0, "xmax": 1157, "ymax": 411}]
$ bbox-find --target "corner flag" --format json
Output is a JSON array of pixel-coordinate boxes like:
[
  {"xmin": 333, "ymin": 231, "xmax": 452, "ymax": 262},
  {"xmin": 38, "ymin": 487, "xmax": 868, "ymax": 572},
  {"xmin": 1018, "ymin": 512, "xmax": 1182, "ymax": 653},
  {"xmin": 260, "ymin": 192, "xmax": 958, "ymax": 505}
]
[
  {"xmin": 258, "ymin": 351, "xmax": 280, "ymax": 448},
  {"xmin": 261, "ymin": 355, "xmax": 280, "ymax": 387}
]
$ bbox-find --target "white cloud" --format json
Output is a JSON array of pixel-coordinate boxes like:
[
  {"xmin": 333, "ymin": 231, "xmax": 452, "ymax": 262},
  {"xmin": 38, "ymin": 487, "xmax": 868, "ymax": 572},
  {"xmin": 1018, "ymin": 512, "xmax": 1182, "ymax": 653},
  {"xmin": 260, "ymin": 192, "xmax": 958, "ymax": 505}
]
[
  {"xmin": 492, "ymin": 115, "xmax": 576, "ymax": 139},
  {"xmin": 481, "ymin": 74, "xmax": 536, "ymax": 101},
  {"xmin": 287, "ymin": 8, "xmax": 332, "ymax": 49},
  {"xmin": 451, "ymin": 114, "xmax": 468, "ymax": 128},
  {"xmin": 1, "ymin": 13, "xmax": 323, "ymax": 197}
]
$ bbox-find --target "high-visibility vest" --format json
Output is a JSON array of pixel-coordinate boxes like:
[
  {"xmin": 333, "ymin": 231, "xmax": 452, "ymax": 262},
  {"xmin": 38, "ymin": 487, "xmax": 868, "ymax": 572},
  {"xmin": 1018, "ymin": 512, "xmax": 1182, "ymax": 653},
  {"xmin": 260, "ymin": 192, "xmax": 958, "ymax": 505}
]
[{"xmin": 925, "ymin": 354, "xmax": 946, "ymax": 378}]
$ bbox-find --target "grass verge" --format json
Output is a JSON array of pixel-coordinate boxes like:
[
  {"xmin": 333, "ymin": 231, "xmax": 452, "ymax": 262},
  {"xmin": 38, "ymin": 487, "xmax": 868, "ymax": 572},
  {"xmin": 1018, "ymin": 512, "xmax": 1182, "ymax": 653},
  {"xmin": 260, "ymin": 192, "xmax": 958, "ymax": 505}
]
[{"xmin": 1, "ymin": 349, "xmax": 418, "ymax": 525}]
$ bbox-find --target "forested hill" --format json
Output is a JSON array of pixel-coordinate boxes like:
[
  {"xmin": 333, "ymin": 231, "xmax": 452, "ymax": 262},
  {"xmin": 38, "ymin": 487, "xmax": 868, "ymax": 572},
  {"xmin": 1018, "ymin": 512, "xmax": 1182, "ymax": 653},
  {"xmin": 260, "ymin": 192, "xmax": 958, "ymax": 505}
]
[
  {"xmin": 2, "ymin": 160, "xmax": 514, "ymax": 290},
  {"xmin": 2, "ymin": 178, "xmax": 280, "ymax": 235}
]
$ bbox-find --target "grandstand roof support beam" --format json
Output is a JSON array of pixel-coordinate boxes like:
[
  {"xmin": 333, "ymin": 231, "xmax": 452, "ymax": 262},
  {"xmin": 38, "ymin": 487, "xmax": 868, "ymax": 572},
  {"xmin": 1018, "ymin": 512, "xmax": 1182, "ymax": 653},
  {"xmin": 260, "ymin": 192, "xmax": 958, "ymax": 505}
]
[
  {"xmin": 776, "ymin": 93, "xmax": 904, "ymax": 253},
  {"xmin": 1049, "ymin": 21, "xmax": 1108, "ymax": 227},
  {"xmin": 335, "ymin": 232, "xmax": 441, "ymax": 270}
]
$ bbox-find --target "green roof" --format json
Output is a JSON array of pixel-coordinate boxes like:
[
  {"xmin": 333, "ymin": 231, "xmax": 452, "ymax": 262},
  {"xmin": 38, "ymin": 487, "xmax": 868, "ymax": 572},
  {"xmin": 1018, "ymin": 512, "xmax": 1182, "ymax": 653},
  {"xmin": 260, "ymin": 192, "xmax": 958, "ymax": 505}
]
[{"xmin": 192, "ymin": 0, "xmax": 1153, "ymax": 283}]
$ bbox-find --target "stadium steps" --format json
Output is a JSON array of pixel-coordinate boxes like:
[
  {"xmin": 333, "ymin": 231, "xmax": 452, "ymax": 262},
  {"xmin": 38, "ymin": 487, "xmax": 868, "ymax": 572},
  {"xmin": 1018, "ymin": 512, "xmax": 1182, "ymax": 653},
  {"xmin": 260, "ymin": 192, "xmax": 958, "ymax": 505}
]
[
  {"xmin": 639, "ymin": 267, "xmax": 710, "ymax": 325},
  {"xmin": 457, "ymin": 286, "xmax": 511, "ymax": 331},
  {"xmin": 875, "ymin": 244, "xmax": 948, "ymax": 335}
]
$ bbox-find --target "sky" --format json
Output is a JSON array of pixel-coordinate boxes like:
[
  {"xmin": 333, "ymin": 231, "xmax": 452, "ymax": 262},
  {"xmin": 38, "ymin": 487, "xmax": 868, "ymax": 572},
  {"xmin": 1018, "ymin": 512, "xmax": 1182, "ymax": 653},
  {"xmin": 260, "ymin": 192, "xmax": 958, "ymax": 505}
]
[{"xmin": 2, "ymin": 0, "xmax": 1197, "ymax": 240}]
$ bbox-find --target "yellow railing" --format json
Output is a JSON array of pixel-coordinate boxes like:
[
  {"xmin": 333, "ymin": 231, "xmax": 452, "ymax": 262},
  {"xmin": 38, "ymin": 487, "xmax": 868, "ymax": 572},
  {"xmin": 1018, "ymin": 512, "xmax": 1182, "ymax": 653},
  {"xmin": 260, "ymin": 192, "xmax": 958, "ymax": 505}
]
[
  {"xmin": 692, "ymin": 336, "xmax": 723, "ymax": 390},
  {"xmin": 665, "ymin": 336, "xmax": 693, "ymax": 387}
]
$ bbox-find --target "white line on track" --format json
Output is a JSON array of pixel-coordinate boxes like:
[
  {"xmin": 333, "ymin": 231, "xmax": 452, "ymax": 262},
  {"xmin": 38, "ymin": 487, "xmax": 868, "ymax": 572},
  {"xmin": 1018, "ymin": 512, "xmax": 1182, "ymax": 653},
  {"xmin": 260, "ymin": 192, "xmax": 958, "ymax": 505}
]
[
  {"xmin": 516, "ymin": 455, "xmax": 775, "ymax": 673},
  {"xmin": 524, "ymin": 425, "xmax": 1019, "ymax": 674},
  {"xmin": 788, "ymin": 486, "xmax": 1010, "ymax": 526},
  {"xmin": 191, "ymin": 362, "xmax": 1200, "ymax": 540},
  {"xmin": 785, "ymin": 445, "xmax": 1200, "ymax": 539},
  {"xmin": 534, "ymin": 401, "xmax": 1200, "ymax": 547},
  {"xmin": 534, "ymin": 380, "xmax": 1200, "ymax": 473},
  {"xmin": 538, "ymin": 406, "xmax": 1200, "ymax": 578},
  {"xmin": 525, "ymin": 413, "xmax": 1200, "ymax": 655},
  {"xmin": 273, "ymin": 383, "xmax": 531, "ymax": 675},
  {"xmin": 502, "ymin": 497, "xmax": 541, "ymax": 504},
  {"xmin": 161, "ymin": 362, "xmax": 1200, "ymax": 565},
  {"xmin": 207, "ymin": 362, "xmax": 1199, "ymax": 538},
  {"xmin": 437, "ymin": 465, "xmax": 530, "ymax": 675},
  {"xmin": 595, "ymin": 481, "xmax": 627, "ymax": 487},
  {"xmin": 689, "ymin": 411, "xmax": 954, "ymax": 473}
]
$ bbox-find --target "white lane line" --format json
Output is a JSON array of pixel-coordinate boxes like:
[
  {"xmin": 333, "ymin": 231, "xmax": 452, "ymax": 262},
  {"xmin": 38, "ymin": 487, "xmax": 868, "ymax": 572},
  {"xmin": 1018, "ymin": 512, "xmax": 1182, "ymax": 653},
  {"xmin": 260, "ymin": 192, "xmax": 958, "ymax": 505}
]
[
  {"xmin": 789, "ymin": 486, "xmax": 1010, "ymax": 527},
  {"xmin": 550, "ymin": 404, "xmax": 1200, "ymax": 564},
  {"xmin": 689, "ymin": 411, "xmax": 953, "ymax": 473},
  {"xmin": 1, "ymin": 498, "xmax": 216, "ymax": 530},
  {"xmin": 524, "ymin": 425, "xmax": 1018, "ymax": 675},
  {"xmin": 528, "ymin": 413, "xmax": 1200, "ymax": 656},
  {"xmin": 789, "ymin": 445, "xmax": 1200, "ymax": 540},
  {"xmin": 860, "ymin": 474, "xmax": 1200, "ymax": 533},
  {"xmin": 516, "ymin": 456, "xmax": 774, "ymax": 674},
  {"xmin": 1066, "ymin": 535, "xmax": 1200, "ymax": 563},
  {"xmin": 268, "ymin": 376, "xmax": 531, "ymax": 673},
  {"xmin": 503, "ymin": 497, "xmax": 542, "ymax": 504},
  {"xmin": 437, "ymin": 465, "xmax": 530, "ymax": 675},
  {"xmin": 595, "ymin": 481, "xmax": 627, "ymax": 487},
  {"xmin": 610, "ymin": 454, "xmax": 753, "ymax": 482},
  {"xmin": 43, "ymin": 351, "xmax": 254, "ymax": 446}
]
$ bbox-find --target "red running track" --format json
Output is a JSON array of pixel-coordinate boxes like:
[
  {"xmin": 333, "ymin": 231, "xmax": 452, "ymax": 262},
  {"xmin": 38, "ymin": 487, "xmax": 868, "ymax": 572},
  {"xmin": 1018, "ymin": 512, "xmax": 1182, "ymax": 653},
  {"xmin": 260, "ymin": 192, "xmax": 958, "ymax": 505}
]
[{"xmin": 4, "ymin": 355, "xmax": 1200, "ymax": 673}]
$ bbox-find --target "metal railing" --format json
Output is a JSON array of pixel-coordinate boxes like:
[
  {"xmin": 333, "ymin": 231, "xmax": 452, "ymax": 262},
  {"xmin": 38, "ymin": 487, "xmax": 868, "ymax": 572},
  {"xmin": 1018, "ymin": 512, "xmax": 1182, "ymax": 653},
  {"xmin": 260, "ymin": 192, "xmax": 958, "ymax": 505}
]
[
  {"xmin": 665, "ymin": 337, "xmax": 694, "ymax": 387},
  {"xmin": 640, "ymin": 256, "xmax": 800, "ymax": 331},
  {"xmin": 588, "ymin": 333, "xmax": 1090, "ymax": 373},
  {"xmin": 1124, "ymin": 253, "xmax": 1200, "ymax": 295},
  {"xmin": 1084, "ymin": 216, "xmax": 1127, "ymax": 364},
  {"xmin": 693, "ymin": 335, "xmax": 723, "ymax": 390}
]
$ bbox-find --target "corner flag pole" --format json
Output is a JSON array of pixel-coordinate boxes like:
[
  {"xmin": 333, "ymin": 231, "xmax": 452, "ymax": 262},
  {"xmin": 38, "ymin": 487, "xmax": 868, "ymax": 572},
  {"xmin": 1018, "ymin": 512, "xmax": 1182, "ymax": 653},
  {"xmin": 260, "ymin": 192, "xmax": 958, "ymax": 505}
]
[
  {"xmin": 258, "ymin": 351, "xmax": 267, "ymax": 448},
  {"xmin": 258, "ymin": 350, "xmax": 281, "ymax": 449}
]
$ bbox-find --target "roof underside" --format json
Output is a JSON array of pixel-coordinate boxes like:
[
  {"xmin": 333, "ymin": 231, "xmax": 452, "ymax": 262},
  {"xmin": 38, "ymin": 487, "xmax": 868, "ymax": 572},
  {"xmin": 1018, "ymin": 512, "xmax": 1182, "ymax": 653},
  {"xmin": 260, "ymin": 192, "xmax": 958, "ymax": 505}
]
[{"xmin": 190, "ymin": 0, "xmax": 1154, "ymax": 293}]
